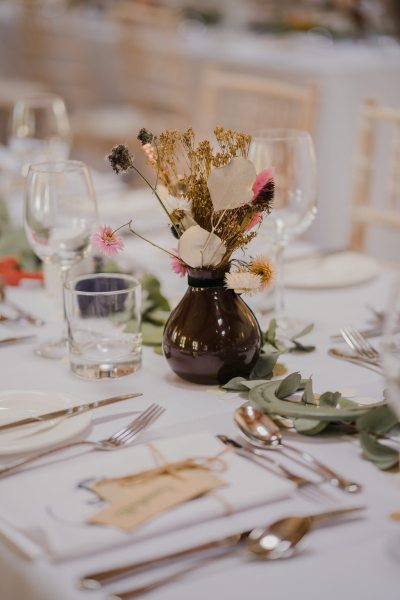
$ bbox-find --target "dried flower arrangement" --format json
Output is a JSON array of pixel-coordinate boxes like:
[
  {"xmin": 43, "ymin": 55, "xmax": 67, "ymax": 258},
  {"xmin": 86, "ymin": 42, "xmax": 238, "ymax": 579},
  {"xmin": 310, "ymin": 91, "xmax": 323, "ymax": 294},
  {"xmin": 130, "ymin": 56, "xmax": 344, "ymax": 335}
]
[{"xmin": 93, "ymin": 127, "xmax": 274, "ymax": 295}]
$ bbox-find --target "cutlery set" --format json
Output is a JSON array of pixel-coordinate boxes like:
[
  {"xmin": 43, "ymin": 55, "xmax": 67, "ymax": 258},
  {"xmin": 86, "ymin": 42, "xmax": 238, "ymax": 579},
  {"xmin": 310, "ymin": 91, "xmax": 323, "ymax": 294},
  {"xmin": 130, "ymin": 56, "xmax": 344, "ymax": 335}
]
[
  {"xmin": 0, "ymin": 322, "xmax": 377, "ymax": 596},
  {"xmin": 78, "ymin": 506, "xmax": 364, "ymax": 599}
]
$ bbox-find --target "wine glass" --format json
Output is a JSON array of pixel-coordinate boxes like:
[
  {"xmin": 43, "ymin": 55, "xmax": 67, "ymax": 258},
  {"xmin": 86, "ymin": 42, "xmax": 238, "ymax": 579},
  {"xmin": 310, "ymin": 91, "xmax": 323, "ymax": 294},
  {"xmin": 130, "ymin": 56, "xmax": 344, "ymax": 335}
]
[
  {"xmin": 24, "ymin": 160, "xmax": 98, "ymax": 358},
  {"xmin": 382, "ymin": 278, "xmax": 400, "ymax": 555},
  {"xmin": 9, "ymin": 94, "xmax": 71, "ymax": 175},
  {"xmin": 382, "ymin": 278, "xmax": 400, "ymax": 415},
  {"xmin": 248, "ymin": 129, "xmax": 317, "ymax": 329}
]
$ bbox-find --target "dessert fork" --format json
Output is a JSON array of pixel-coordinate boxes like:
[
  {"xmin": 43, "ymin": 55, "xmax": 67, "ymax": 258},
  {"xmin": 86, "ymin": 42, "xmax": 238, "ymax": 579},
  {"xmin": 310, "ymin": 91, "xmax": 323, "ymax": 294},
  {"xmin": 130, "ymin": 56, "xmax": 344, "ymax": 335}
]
[
  {"xmin": 0, "ymin": 403, "xmax": 165, "ymax": 477},
  {"xmin": 340, "ymin": 327, "xmax": 380, "ymax": 363}
]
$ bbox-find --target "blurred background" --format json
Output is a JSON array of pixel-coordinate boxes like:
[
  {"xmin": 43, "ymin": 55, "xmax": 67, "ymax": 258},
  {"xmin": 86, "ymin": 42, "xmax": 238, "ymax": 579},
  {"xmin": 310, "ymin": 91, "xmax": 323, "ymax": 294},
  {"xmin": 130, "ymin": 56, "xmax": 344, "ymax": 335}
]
[{"xmin": 0, "ymin": 0, "xmax": 399, "ymax": 266}]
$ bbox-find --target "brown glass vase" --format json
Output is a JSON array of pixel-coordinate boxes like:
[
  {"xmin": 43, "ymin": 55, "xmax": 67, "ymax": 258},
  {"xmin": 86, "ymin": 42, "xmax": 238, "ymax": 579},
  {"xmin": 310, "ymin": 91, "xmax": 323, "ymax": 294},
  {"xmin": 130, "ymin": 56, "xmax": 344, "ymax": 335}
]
[{"xmin": 163, "ymin": 268, "xmax": 262, "ymax": 385}]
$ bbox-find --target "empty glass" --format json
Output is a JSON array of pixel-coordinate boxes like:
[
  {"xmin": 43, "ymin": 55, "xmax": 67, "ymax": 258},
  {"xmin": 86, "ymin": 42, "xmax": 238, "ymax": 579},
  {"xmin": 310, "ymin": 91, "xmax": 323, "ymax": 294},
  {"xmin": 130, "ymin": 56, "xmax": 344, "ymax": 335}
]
[
  {"xmin": 9, "ymin": 94, "xmax": 71, "ymax": 175},
  {"xmin": 24, "ymin": 160, "xmax": 98, "ymax": 358},
  {"xmin": 248, "ymin": 129, "xmax": 317, "ymax": 329},
  {"xmin": 64, "ymin": 274, "xmax": 142, "ymax": 379}
]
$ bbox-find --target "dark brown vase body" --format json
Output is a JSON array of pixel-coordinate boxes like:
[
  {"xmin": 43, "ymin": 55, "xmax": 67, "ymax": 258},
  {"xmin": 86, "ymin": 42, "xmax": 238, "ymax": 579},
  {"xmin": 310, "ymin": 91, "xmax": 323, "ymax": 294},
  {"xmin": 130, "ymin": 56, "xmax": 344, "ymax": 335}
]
[{"xmin": 163, "ymin": 268, "xmax": 262, "ymax": 385}]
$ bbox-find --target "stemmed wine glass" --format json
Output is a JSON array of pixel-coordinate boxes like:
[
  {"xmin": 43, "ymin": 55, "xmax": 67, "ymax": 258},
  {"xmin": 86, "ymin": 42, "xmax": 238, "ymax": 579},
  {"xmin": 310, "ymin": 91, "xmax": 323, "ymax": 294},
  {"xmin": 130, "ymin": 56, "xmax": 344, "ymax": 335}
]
[
  {"xmin": 9, "ymin": 94, "xmax": 71, "ymax": 175},
  {"xmin": 382, "ymin": 278, "xmax": 400, "ymax": 415},
  {"xmin": 248, "ymin": 129, "xmax": 317, "ymax": 330},
  {"xmin": 24, "ymin": 160, "xmax": 98, "ymax": 358},
  {"xmin": 382, "ymin": 278, "xmax": 400, "ymax": 553}
]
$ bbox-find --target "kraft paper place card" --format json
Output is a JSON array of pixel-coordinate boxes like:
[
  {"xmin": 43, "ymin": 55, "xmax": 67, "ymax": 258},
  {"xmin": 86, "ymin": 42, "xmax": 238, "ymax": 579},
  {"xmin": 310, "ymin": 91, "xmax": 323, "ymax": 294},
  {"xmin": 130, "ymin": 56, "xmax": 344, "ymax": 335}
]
[{"xmin": 89, "ymin": 467, "xmax": 225, "ymax": 531}]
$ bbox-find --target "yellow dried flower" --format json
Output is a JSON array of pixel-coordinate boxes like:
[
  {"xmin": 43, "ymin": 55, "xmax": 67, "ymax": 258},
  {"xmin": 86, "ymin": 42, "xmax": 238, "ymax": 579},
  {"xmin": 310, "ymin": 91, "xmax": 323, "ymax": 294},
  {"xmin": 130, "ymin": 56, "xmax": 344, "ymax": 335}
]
[{"xmin": 249, "ymin": 256, "xmax": 274, "ymax": 289}]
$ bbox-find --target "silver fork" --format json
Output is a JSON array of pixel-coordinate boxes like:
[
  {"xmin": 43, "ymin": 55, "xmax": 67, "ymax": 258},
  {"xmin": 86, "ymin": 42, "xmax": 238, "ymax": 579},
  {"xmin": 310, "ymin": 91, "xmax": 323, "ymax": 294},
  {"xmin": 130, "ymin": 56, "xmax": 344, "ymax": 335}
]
[
  {"xmin": 0, "ymin": 403, "xmax": 165, "ymax": 478},
  {"xmin": 340, "ymin": 327, "xmax": 380, "ymax": 363},
  {"xmin": 217, "ymin": 435, "xmax": 330, "ymax": 503}
]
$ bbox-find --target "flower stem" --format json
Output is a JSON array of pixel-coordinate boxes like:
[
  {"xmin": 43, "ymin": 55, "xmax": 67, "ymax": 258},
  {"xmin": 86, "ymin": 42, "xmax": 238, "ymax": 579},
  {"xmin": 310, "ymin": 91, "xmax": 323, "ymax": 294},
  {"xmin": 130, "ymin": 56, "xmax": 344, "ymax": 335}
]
[
  {"xmin": 127, "ymin": 222, "xmax": 184, "ymax": 262},
  {"xmin": 130, "ymin": 165, "xmax": 180, "ymax": 238}
]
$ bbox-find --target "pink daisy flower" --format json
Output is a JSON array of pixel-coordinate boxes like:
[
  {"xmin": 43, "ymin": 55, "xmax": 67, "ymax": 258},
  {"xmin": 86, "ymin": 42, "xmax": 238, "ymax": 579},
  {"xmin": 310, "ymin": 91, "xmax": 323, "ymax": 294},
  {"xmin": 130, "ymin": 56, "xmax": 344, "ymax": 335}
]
[
  {"xmin": 171, "ymin": 248, "xmax": 187, "ymax": 277},
  {"xmin": 92, "ymin": 225, "xmax": 124, "ymax": 257},
  {"xmin": 252, "ymin": 167, "xmax": 274, "ymax": 199}
]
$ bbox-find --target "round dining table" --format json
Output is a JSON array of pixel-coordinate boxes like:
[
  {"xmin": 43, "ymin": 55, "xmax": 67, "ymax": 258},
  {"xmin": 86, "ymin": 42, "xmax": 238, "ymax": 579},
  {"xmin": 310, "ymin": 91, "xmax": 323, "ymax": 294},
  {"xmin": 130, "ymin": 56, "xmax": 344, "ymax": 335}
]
[{"xmin": 0, "ymin": 239, "xmax": 399, "ymax": 600}]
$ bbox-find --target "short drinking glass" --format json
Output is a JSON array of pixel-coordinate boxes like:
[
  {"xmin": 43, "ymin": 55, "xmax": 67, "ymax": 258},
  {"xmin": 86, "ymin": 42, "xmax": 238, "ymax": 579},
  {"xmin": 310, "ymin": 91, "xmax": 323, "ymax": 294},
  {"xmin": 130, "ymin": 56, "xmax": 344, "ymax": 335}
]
[{"xmin": 64, "ymin": 274, "xmax": 142, "ymax": 379}]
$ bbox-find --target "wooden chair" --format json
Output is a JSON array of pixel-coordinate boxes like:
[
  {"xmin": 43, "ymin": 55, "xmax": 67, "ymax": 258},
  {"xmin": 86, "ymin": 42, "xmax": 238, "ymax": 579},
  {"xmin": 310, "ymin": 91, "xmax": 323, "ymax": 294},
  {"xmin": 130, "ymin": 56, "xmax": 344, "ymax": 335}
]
[
  {"xmin": 350, "ymin": 98, "xmax": 400, "ymax": 252},
  {"xmin": 17, "ymin": 7, "xmax": 98, "ymax": 112},
  {"xmin": 198, "ymin": 66, "xmax": 318, "ymax": 136},
  {"xmin": 71, "ymin": 24, "xmax": 194, "ymax": 163},
  {"xmin": 108, "ymin": 0, "xmax": 180, "ymax": 31}
]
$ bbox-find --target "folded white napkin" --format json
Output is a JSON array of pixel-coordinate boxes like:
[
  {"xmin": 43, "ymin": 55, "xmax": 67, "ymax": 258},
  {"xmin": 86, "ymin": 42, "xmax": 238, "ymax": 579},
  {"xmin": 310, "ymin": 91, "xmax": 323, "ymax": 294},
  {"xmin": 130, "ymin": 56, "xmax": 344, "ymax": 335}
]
[{"xmin": 0, "ymin": 432, "xmax": 293, "ymax": 561}]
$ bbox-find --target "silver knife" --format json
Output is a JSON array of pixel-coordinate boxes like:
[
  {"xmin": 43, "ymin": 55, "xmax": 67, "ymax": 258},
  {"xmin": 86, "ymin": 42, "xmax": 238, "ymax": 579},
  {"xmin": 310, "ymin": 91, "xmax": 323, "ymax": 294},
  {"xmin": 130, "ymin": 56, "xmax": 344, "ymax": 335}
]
[{"xmin": 0, "ymin": 393, "xmax": 143, "ymax": 432}]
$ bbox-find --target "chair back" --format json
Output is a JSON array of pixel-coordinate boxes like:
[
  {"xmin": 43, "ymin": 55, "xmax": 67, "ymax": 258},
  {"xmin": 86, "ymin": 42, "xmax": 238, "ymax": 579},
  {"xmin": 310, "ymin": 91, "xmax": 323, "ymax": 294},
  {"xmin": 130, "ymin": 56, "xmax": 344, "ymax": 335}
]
[{"xmin": 351, "ymin": 98, "xmax": 400, "ymax": 253}]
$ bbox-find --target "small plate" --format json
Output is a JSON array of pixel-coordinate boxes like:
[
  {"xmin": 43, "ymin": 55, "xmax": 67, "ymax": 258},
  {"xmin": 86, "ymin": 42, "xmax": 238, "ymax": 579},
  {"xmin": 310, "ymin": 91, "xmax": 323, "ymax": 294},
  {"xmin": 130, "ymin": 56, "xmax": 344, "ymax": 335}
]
[
  {"xmin": 284, "ymin": 251, "xmax": 379, "ymax": 289},
  {"xmin": 0, "ymin": 390, "xmax": 92, "ymax": 456}
]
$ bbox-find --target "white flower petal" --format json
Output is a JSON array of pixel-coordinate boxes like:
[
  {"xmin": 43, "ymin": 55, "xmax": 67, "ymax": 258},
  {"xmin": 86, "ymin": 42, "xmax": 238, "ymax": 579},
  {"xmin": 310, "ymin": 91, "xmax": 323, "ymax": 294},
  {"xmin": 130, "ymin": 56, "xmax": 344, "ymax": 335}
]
[
  {"xmin": 225, "ymin": 271, "xmax": 262, "ymax": 295},
  {"xmin": 178, "ymin": 225, "xmax": 226, "ymax": 268},
  {"xmin": 164, "ymin": 196, "xmax": 192, "ymax": 214},
  {"xmin": 208, "ymin": 157, "xmax": 256, "ymax": 212}
]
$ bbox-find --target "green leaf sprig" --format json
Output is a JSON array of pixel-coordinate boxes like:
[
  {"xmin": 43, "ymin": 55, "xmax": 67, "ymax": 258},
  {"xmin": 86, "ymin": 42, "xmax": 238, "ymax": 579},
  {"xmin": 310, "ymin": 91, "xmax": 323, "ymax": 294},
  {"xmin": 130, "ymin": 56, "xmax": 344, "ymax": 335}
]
[{"xmin": 223, "ymin": 369, "xmax": 399, "ymax": 471}]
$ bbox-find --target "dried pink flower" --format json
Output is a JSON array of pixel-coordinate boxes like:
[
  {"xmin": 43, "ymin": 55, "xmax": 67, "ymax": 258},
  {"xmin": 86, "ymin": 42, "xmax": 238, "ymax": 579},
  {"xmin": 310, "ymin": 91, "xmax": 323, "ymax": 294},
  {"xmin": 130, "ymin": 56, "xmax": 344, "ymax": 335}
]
[
  {"xmin": 171, "ymin": 249, "xmax": 187, "ymax": 277},
  {"xmin": 92, "ymin": 225, "xmax": 124, "ymax": 257},
  {"xmin": 245, "ymin": 211, "xmax": 261, "ymax": 231},
  {"xmin": 252, "ymin": 167, "xmax": 274, "ymax": 198}
]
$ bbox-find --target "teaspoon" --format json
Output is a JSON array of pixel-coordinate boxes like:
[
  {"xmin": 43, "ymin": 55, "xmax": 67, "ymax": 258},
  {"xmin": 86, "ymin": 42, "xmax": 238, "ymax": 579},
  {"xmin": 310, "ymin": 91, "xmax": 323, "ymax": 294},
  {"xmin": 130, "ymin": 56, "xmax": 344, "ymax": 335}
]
[
  {"xmin": 104, "ymin": 506, "xmax": 364, "ymax": 599},
  {"xmin": 234, "ymin": 404, "xmax": 362, "ymax": 493}
]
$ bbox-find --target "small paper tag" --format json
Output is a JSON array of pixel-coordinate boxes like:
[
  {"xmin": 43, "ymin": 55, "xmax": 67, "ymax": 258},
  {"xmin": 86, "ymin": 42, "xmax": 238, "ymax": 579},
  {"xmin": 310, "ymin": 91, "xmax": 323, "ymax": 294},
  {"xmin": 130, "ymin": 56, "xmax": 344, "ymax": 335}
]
[{"xmin": 88, "ymin": 468, "xmax": 225, "ymax": 531}]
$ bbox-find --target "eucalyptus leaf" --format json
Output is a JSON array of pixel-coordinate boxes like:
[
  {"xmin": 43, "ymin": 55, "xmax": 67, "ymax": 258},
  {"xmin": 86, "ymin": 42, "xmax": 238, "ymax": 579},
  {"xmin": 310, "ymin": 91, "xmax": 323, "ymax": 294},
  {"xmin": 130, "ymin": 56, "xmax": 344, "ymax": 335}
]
[
  {"xmin": 222, "ymin": 377, "xmax": 249, "ymax": 391},
  {"xmin": 359, "ymin": 431, "xmax": 399, "ymax": 470},
  {"xmin": 294, "ymin": 418, "xmax": 328, "ymax": 435},
  {"xmin": 261, "ymin": 342, "xmax": 279, "ymax": 354},
  {"xmin": 289, "ymin": 340, "xmax": 316, "ymax": 353},
  {"xmin": 265, "ymin": 319, "xmax": 277, "ymax": 346},
  {"xmin": 338, "ymin": 397, "xmax": 359, "ymax": 409},
  {"xmin": 249, "ymin": 353, "xmax": 279, "ymax": 380},
  {"xmin": 319, "ymin": 391, "xmax": 342, "ymax": 408},
  {"xmin": 301, "ymin": 378, "xmax": 317, "ymax": 405},
  {"xmin": 291, "ymin": 323, "xmax": 314, "ymax": 340},
  {"xmin": 356, "ymin": 405, "xmax": 399, "ymax": 435},
  {"xmin": 275, "ymin": 372, "xmax": 302, "ymax": 399},
  {"xmin": 241, "ymin": 380, "xmax": 272, "ymax": 390}
]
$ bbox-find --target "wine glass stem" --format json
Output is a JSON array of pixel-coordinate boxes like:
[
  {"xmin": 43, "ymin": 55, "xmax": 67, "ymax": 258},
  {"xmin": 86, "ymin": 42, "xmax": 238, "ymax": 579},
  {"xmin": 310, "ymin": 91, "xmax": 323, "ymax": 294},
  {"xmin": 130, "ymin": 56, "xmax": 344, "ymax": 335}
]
[
  {"xmin": 60, "ymin": 267, "xmax": 70, "ymax": 339},
  {"xmin": 274, "ymin": 242, "xmax": 286, "ymax": 322}
]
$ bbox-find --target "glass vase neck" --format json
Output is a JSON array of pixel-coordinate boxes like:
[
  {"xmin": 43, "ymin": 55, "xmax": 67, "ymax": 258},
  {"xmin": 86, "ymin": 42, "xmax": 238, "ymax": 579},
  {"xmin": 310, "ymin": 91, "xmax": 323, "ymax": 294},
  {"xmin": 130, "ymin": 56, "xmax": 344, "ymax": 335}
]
[{"xmin": 187, "ymin": 267, "xmax": 227, "ymax": 288}]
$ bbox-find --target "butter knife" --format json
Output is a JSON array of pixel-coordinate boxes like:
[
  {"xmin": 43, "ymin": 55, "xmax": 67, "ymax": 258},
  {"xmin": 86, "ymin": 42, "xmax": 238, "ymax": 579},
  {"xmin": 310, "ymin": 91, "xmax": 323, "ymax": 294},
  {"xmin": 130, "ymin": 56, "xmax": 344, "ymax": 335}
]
[{"xmin": 0, "ymin": 393, "xmax": 142, "ymax": 432}]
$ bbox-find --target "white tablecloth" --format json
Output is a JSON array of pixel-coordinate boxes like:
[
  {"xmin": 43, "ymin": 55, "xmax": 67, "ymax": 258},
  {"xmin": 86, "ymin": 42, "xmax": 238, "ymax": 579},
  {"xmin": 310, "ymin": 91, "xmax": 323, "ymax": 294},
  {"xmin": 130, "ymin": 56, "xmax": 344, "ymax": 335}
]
[{"xmin": 0, "ymin": 244, "xmax": 399, "ymax": 599}]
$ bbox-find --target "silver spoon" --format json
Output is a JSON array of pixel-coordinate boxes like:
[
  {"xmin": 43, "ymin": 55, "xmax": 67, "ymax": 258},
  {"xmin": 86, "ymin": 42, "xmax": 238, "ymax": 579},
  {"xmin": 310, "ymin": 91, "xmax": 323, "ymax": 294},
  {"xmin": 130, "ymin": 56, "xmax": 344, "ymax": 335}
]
[
  {"xmin": 234, "ymin": 405, "xmax": 362, "ymax": 493},
  {"xmin": 104, "ymin": 506, "xmax": 364, "ymax": 599},
  {"xmin": 247, "ymin": 505, "xmax": 364, "ymax": 558}
]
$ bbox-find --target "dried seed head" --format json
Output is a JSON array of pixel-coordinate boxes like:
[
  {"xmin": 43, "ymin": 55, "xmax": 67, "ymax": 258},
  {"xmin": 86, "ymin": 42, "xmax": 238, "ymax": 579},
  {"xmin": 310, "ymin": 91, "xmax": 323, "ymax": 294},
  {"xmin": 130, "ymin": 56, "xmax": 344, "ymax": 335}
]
[{"xmin": 107, "ymin": 144, "xmax": 134, "ymax": 174}]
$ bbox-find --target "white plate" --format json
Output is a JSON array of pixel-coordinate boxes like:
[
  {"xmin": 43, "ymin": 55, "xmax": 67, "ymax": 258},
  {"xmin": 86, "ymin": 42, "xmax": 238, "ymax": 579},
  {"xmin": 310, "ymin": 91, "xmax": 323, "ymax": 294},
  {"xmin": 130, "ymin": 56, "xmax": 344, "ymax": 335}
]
[
  {"xmin": 284, "ymin": 251, "xmax": 379, "ymax": 289},
  {"xmin": 0, "ymin": 390, "xmax": 92, "ymax": 456}
]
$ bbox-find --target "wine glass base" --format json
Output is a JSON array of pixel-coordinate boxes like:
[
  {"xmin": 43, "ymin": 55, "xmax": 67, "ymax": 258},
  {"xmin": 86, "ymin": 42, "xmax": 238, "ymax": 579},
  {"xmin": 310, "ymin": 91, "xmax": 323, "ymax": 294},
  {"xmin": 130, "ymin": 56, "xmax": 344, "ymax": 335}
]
[{"xmin": 34, "ymin": 338, "xmax": 67, "ymax": 360}]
